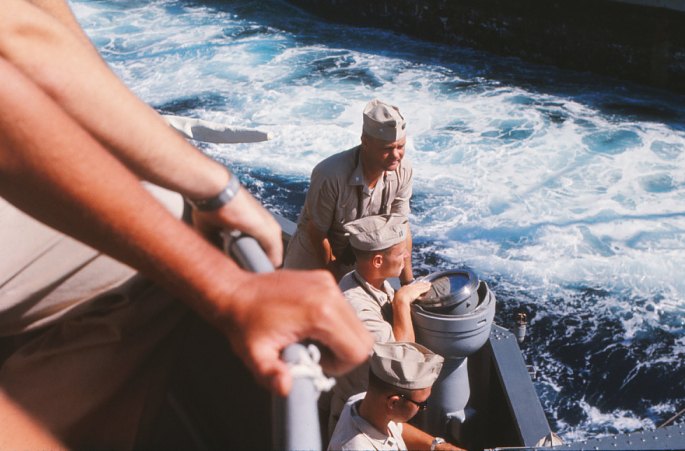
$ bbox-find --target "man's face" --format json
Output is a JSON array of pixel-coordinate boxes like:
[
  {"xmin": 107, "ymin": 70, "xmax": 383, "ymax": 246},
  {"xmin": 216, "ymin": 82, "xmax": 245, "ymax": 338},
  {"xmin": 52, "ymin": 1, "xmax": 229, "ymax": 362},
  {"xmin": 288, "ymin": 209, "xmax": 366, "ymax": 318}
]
[
  {"xmin": 361, "ymin": 134, "xmax": 406, "ymax": 173},
  {"xmin": 390, "ymin": 387, "xmax": 432, "ymax": 423},
  {"xmin": 381, "ymin": 242, "xmax": 407, "ymax": 277}
]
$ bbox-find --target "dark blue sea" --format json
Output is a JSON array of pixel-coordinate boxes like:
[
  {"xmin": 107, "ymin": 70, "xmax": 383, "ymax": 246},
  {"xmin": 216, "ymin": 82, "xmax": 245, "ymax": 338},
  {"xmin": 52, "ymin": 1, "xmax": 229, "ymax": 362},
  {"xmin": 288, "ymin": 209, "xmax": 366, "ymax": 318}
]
[{"xmin": 72, "ymin": 0, "xmax": 685, "ymax": 441}]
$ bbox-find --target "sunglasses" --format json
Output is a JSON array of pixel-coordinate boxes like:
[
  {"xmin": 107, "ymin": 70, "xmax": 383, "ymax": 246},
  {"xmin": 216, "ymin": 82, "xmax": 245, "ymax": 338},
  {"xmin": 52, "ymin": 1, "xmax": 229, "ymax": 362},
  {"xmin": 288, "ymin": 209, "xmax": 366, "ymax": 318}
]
[{"xmin": 391, "ymin": 394, "xmax": 429, "ymax": 411}]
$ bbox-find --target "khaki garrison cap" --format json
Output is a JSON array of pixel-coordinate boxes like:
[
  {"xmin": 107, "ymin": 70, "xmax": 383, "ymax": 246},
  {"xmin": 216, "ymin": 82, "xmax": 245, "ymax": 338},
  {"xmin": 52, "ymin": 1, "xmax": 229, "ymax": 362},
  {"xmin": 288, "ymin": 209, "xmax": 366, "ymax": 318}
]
[
  {"xmin": 370, "ymin": 342, "xmax": 444, "ymax": 390},
  {"xmin": 363, "ymin": 99, "xmax": 406, "ymax": 142},
  {"xmin": 344, "ymin": 214, "xmax": 407, "ymax": 251}
]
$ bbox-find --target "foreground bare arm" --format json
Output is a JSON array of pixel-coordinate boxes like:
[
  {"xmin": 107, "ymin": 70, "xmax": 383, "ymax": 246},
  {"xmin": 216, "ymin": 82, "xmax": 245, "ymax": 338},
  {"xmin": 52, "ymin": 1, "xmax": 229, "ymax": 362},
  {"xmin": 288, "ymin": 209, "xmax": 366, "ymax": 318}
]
[
  {"xmin": 0, "ymin": 391, "xmax": 65, "ymax": 450},
  {"xmin": 306, "ymin": 221, "xmax": 335, "ymax": 267},
  {"xmin": 25, "ymin": 0, "xmax": 93, "ymax": 45},
  {"xmin": 400, "ymin": 230, "xmax": 415, "ymax": 284},
  {"xmin": 0, "ymin": 0, "xmax": 282, "ymax": 265},
  {"xmin": 0, "ymin": 59, "xmax": 372, "ymax": 395},
  {"xmin": 0, "ymin": 0, "xmax": 222, "ymax": 197},
  {"xmin": 391, "ymin": 280, "xmax": 430, "ymax": 342}
]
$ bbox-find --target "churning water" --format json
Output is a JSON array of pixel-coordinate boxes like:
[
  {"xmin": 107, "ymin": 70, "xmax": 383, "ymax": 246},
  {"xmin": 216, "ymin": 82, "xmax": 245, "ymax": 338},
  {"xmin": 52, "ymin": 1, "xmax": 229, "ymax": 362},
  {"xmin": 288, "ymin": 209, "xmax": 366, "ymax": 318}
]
[{"xmin": 72, "ymin": 0, "xmax": 685, "ymax": 440}]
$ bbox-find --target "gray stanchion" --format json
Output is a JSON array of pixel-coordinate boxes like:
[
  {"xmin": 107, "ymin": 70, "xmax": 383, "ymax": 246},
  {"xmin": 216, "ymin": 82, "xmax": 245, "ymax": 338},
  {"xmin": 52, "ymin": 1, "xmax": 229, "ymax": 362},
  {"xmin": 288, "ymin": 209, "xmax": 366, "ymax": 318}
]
[
  {"xmin": 225, "ymin": 231, "xmax": 275, "ymax": 274},
  {"xmin": 273, "ymin": 344, "xmax": 325, "ymax": 451},
  {"xmin": 223, "ymin": 231, "xmax": 326, "ymax": 451}
]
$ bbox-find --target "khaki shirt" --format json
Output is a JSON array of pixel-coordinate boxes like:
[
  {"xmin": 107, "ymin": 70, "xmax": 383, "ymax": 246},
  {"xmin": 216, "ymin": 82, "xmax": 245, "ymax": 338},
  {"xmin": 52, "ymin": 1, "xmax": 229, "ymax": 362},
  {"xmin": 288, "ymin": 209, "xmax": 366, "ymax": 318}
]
[
  {"xmin": 328, "ymin": 392, "xmax": 406, "ymax": 451},
  {"xmin": 329, "ymin": 271, "xmax": 395, "ymax": 435},
  {"xmin": 339, "ymin": 271, "xmax": 395, "ymax": 343},
  {"xmin": 0, "ymin": 183, "xmax": 183, "ymax": 335},
  {"xmin": 0, "ymin": 183, "xmax": 185, "ymax": 448},
  {"xmin": 284, "ymin": 146, "xmax": 412, "ymax": 269}
]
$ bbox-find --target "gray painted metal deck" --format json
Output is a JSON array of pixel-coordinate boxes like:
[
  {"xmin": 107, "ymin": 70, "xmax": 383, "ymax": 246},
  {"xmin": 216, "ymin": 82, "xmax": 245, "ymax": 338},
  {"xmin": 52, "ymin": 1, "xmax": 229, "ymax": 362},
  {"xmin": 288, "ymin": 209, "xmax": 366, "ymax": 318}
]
[{"xmin": 488, "ymin": 326, "xmax": 551, "ymax": 447}]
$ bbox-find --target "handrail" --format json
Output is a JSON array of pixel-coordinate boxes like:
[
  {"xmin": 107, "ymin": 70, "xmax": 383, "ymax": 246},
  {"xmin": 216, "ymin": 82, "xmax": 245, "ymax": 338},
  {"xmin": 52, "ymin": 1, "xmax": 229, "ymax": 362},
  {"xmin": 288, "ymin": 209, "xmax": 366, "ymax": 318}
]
[
  {"xmin": 222, "ymin": 231, "xmax": 325, "ymax": 451},
  {"xmin": 225, "ymin": 231, "xmax": 275, "ymax": 274}
]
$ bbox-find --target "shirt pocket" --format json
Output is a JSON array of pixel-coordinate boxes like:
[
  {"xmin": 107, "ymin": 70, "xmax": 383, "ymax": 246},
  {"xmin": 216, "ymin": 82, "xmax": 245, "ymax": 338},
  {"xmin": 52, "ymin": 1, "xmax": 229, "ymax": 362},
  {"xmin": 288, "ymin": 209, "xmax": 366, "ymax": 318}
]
[{"xmin": 335, "ymin": 195, "xmax": 360, "ymax": 224}]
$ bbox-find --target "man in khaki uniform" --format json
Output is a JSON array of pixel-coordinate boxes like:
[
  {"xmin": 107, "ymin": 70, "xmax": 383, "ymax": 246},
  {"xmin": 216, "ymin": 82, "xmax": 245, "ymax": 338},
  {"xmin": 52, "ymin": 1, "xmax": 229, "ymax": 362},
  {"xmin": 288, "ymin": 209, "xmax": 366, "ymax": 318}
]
[
  {"xmin": 328, "ymin": 214, "xmax": 431, "ymax": 435},
  {"xmin": 328, "ymin": 342, "xmax": 460, "ymax": 451},
  {"xmin": 284, "ymin": 99, "xmax": 415, "ymax": 283}
]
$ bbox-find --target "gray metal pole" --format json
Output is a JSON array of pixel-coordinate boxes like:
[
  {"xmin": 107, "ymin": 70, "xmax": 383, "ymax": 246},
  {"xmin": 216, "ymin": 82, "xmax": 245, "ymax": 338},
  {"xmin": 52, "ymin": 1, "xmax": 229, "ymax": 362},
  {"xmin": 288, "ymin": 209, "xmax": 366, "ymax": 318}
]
[
  {"xmin": 223, "ymin": 231, "xmax": 324, "ymax": 451},
  {"xmin": 273, "ymin": 344, "xmax": 324, "ymax": 450},
  {"xmin": 225, "ymin": 231, "xmax": 275, "ymax": 274}
]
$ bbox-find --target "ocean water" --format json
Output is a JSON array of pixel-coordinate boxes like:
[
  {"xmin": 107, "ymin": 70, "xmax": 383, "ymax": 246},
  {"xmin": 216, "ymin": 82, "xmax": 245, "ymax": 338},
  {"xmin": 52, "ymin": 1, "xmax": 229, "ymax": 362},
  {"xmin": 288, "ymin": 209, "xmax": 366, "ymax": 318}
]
[{"xmin": 71, "ymin": 0, "xmax": 685, "ymax": 441}]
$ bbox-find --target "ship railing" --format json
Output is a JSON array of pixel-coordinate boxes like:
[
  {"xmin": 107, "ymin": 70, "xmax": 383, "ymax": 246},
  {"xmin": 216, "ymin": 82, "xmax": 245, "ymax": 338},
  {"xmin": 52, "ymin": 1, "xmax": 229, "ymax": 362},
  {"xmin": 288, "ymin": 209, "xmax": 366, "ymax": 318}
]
[{"xmin": 223, "ymin": 230, "xmax": 328, "ymax": 451}]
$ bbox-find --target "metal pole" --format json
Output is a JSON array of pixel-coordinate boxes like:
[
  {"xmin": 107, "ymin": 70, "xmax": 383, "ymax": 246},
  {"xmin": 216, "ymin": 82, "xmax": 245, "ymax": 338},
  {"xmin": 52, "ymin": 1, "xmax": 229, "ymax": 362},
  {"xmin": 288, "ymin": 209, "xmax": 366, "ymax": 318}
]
[
  {"xmin": 223, "ymin": 231, "xmax": 324, "ymax": 451},
  {"xmin": 273, "ymin": 344, "xmax": 324, "ymax": 451},
  {"xmin": 224, "ymin": 231, "xmax": 275, "ymax": 274}
]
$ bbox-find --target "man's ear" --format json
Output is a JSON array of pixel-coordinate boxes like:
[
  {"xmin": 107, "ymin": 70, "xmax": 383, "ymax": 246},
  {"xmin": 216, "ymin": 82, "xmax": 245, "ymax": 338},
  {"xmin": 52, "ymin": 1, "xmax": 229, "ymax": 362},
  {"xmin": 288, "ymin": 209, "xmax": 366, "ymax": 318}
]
[
  {"xmin": 372, "ymin": 253, "xmax": 383, "ymax": 269},
  {"xmin": 386, "ymin": 394, "xmax": 400, "ymax": 411}
]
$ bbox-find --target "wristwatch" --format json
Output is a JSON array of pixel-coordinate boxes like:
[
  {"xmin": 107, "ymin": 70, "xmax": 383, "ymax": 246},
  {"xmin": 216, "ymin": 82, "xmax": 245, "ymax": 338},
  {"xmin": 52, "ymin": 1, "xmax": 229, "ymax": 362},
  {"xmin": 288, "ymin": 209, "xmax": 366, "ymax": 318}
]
[
  {"xmin": 186, "ymin": 171, "xmax": 241, "ymax": 211},
  {"xmin": 430, "ymin": 437, "xmax": 446, "ymax": 451}
]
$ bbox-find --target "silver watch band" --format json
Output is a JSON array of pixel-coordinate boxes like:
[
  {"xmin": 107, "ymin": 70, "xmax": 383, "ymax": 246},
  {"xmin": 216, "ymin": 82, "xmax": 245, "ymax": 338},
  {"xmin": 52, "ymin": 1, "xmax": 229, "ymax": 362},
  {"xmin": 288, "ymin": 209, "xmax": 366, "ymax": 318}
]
[
  {"xmin": 186, "ymin": 171, "xmax": 241, "ymax": 211},
  {"xmin": 430, "ymin": 437, "xmax": 446, "ymax": 451}
]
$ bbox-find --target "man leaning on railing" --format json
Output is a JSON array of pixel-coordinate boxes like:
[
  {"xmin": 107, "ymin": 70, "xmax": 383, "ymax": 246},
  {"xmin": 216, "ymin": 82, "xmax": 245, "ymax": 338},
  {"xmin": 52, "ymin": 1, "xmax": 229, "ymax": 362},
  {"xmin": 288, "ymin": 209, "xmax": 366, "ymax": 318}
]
[{"xmin": 0, "ymin": 1, "xmax": 372, "ymax": 448}]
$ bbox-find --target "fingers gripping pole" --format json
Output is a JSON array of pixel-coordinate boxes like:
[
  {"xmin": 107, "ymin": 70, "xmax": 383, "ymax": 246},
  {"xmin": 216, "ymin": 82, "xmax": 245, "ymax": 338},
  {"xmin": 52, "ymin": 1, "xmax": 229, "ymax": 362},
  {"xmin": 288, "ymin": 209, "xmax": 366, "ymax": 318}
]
[{"xmin": 223, "ymin": 231, "xmax": 332, "ymax": 451}]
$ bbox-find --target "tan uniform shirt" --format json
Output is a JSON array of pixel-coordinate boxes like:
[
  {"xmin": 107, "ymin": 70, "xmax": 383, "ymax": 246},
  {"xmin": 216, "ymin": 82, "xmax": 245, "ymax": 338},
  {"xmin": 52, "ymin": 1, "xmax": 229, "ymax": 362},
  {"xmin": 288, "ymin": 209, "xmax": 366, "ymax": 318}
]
[
  {"xmin": 0, "ymin": 183, "xmax": 182, "ymax": 335},
  {"xmin": 284, "ymin": 146, "xmax": 412, "ymax": 270},
  {"xmin": 329, "ymin": 271, "xmax": 395, "ymax": 435},
  {"xmin": 0, "ymin": 183, "xmax": 186, "ymax": 449},
  {"xmin": 328, "ymin": 392, "xmax": 406, "ymax": 451}
]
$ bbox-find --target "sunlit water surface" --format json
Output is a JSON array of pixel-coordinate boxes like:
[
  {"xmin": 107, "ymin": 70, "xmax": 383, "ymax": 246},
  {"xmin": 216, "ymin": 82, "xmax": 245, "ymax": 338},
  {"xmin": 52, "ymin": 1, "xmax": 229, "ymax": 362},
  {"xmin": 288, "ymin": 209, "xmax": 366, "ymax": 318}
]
[{"xmin": 72, "ymin": 0, "xmax": 685, "ymax": 440}]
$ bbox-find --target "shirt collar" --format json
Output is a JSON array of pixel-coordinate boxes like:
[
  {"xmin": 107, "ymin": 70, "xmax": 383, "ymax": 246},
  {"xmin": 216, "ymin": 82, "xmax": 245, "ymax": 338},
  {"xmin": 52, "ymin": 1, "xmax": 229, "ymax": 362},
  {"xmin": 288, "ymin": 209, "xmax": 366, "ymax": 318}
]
[
  {"xmin": 350, "ymin": 400, "xmax": 397, "ymax": 446},
  {"xmin": 352, "ymin": 271, "xmax": 393, "ymax": 305},
  {"xmin": 348, "ymin": 146, "xmax": 391, "ymax": 190}
]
